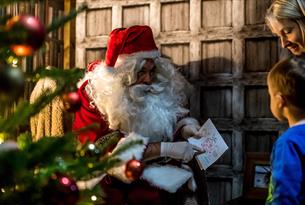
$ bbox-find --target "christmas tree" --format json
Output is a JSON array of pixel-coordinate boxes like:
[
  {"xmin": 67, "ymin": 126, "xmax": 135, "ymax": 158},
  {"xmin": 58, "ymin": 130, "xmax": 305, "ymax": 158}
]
[{"xmin": 0, "ymin": 1, "xmax": 143, "ymax": 204}]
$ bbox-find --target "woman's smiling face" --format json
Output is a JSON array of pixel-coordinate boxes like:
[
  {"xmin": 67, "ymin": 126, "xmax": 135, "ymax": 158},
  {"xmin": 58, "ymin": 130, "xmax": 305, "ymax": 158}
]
[{"xmin": 268, "ymin": 17, "xmax": 305, "ymax": 56}]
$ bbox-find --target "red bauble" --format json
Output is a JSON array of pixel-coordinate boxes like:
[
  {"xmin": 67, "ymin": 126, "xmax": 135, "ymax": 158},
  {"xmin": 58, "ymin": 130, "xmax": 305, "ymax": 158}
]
[
  {"xmin": 6, "ymin": 15, "xmax": 46, "ymax": 56},
  {"xmin": 125, "ymin": 159, "xmax": 144, "ymax": 181},
  {"xmin": 42, "ymin": 173, "xmax": 79, "ymax": 205},
  {"xmin": 62, "ymin": 91, "xmax": 82, "ymax": 112}
]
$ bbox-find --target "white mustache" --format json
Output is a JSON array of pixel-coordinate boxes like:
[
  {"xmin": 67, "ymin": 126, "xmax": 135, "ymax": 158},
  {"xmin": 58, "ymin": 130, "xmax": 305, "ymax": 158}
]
[{"xmin": 128, "ymin": 83, "xmax": 166, "ymax": 102}]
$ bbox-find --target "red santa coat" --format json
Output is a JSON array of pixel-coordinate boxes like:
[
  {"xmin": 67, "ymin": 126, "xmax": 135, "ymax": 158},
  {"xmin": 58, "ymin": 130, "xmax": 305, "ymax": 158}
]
[
  {"xmin": 72, "ymin": 80, "xmax": 111, "ymax": 144},
  {"xmin": 72, "ymin": 60, "xmax": 112, "ymax": 144},
  {"xmin": 73, "ymin": 82, "xmax": 164, "ymax": 205}
]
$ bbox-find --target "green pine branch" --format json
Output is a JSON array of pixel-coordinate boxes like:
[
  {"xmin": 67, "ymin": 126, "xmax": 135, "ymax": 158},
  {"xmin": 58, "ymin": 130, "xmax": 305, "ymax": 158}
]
[
  {"xmin": 0, "ymin": 1, "xmax": 144, "ymax": 204},
  {"xmin": 90, "ymin": 139, "xmax": 144, "ymax": 173},
  {"xmin": 0, "ymin": 118, "xmax": 144, "ymax": 204},
  {"xmin": 0, "ymin": 131, "xmax": 144, "ymax": 204},
  {"xmin": 0, "ymin": 67, "xmax": 84, "ymax": 133}
]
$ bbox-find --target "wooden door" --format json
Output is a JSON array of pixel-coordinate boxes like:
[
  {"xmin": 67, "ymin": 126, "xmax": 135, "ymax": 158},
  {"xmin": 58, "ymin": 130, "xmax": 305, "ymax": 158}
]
[{"xmin": 75, "ymin": 1, "xmax": 287, "ymax": 204}]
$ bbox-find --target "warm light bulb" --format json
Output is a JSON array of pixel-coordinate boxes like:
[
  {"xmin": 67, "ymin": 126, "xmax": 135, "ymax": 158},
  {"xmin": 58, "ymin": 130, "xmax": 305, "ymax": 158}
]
[
  {"xmin": 60, "ymin": 177, "xmax": 71, "ymax": 186},
  {"xmin": 11, "ymin": 45, "xmax": 34, "ymax": 56},
  {"xmin": 12, "ymin": 58, "xmax": 19, "ymax": 67},
  {"xmin": 91, "ymin": 195, "xmax": 97, "ymax": 201},
  {"xmin": 88, "ymin": 143, "xmax": 95, "ymax": 150},
  {"xmin": 0, "ymin": 133, "xmax": 5, "ymax": 144}
]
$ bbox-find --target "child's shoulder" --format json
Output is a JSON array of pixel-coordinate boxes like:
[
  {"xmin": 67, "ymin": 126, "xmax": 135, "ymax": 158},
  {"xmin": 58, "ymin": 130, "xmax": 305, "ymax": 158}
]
[{"xmin": 278, "ymin": 124, "xmax": 305, "ymax": 145}]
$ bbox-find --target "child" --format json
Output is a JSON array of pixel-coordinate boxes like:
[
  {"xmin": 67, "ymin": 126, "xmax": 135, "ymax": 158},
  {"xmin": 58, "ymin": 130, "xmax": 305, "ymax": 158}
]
[{"xmin": 266, "ymin": 57, "xmax": 305, "ymax": 204}]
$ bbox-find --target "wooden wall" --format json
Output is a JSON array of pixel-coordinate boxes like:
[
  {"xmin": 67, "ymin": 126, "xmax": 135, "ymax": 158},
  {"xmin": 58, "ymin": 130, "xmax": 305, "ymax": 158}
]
[
  {"xmin": 0, "ymin": 1, "xmax": 64, "ymax": 120},
  {"xmin": 75, "ymin": 0, "xmax": 287, "ymax": 204},
  {"xmin": 3, "ymin": 1, "xmax": 65, "ymax": 70}
]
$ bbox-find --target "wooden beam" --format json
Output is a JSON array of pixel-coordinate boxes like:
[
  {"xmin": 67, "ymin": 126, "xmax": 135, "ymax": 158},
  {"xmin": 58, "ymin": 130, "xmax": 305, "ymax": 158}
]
[{"xmin": 64, "ymin": 0, "xmax": 71, "ymax": 69}]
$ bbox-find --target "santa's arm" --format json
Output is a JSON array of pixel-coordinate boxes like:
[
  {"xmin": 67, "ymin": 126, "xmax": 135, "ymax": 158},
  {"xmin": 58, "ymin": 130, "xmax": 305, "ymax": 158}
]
[{"xmin": 142, "ymin": 142, "xmax": 160, "ymax": 161}]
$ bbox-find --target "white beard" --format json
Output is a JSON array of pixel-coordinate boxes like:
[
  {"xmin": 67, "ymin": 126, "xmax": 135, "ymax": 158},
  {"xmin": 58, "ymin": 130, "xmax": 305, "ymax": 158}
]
[
  {"xmin": 85, "ymin": 57, "xmax": 192, "ymax": 142},
  {"xmin": 115, "ymin": 83, "xmax": 184, "ymax": 142}
]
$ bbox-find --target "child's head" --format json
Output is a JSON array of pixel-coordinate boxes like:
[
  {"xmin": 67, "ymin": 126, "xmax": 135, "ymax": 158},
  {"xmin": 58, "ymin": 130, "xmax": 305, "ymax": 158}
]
[{"xmin": 267, "ymin": 57, "xmax": 305, "ymax": 121}]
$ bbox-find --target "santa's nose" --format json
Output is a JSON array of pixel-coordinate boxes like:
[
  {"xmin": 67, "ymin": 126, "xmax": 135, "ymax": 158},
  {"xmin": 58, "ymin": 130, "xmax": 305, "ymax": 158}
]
[{"xmin": 142, "ymin": 74, "xmax": 153, "ymax": 85}]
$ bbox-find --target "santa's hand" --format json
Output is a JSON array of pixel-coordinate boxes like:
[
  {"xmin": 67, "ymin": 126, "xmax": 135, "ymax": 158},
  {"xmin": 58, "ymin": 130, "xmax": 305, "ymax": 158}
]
[
  {"xmin": 160, "ymin": 142, "xmax": 200, "ymax": 162},
  {"xmin": 181, "ymin": 124, "xmax": 201, "ymax": 139}
]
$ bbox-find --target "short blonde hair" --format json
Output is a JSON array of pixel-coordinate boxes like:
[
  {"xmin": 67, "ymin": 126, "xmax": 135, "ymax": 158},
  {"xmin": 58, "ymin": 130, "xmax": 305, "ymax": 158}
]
[{"xmin": 268, "ymin": 57, "xmax": 305, "ymax": 110}]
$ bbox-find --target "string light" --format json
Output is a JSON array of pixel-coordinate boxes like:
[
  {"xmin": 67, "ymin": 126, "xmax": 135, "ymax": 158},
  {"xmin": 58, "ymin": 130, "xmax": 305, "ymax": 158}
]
[
  {"xmin": 91, "ymin": 195, "xmax": 97, "ymax": 201},
  {"xmin": 60, "ymin": 176, "xmax": 71, "ymax": 186},
  {"xmin": 0, "ymin": 133, "xmax": 6, "ymax": 144},
  {"xmin": 12, "ymin": 58, "xmax": 18, "ymax": 67},
  {"xmin": 88, "ymin": 143, "xmax": 95, "ymax": 150},
  {"xmin": 7, "ymin": 56, "xmax": 19, "ymax": 67}
]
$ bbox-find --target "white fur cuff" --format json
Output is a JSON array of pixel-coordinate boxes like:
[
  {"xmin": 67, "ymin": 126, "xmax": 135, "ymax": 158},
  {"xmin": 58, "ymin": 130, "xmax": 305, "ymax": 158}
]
[
  {"xmin": 77, "ymin": 174, "xmax": 106, "ymax": 190},
  {"xmin": 141, "ymin": 164, "xmax": 192, "ymax": 193},
  {"xmin": 107, "ymin": 132, "xmax": 148, "ymax": 183}
]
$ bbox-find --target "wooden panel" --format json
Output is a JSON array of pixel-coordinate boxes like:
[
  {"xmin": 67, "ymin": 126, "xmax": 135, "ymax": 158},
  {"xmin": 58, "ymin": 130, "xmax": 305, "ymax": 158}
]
[
  {"xmin": 200, "ymin": 87, "xmax": 232, "ymax": 118},
  {"xmin": 245, "ymin": 131, "xmax": 277, "ymax": 153},
  {"xmin": 49, "ymin": 0, "xmax": 64, "ymax": 10},
  {"xmin": 1, "ymin": 1, "xmax": 64, "ymax": 133},
  {"xmin": 201, "ymin": 40, "xmax": 232, "ymax": 74},
  {"xmin": 207, "ymin": 178, "xmax": 232, "ymax": 205},
  {"xmin": 245, "ymin": 0, "xmax": 272, "ymax": 25},
  {"xmin": 245, "ymin": 86, "xmax": 273, "ymax": 118},
  {"xmin": 161, "ymin": 2, "xmax": 189, "ymax": 31},
  {"xmin": 64, "ymin": 0, "xmax": 70, "ymax": 69},
  {"xmin": 85, "ymin": 48, "xmax": 107, "ymax": 65},
  {"xmin": 215, "ymin": 131, "xmax": 232, "ymax": 165},
  {"xmin": 245, "ymin": 38, "xmax": 279, "ymax": 72},
  {"xmin": 122, "ymin": 5, "xmax": 149, "ymax": 27},
  {"xmin": 161, "ymin": 43, "xmax": 190, "ymax": 77},
  {"xmin": 202, "ymin": 0, "xmax": 232, "ymax": 28},
  {"xmin": 86, "ymin": 8, "xmax": 112, "ymax": 37}
]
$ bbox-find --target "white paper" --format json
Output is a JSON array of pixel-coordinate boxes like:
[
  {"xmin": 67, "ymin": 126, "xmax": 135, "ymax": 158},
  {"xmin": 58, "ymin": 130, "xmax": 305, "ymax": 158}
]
[{"xmin": 187, "ymin": 119, "xmax": 228, "ymax": 170}]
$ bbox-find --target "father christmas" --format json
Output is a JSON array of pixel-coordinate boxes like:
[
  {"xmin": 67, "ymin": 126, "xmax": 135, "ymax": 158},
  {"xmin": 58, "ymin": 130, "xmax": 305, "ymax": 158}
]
[{"xmin": 73, "ymin": 25, "xmax": 203, "ymax": 205}]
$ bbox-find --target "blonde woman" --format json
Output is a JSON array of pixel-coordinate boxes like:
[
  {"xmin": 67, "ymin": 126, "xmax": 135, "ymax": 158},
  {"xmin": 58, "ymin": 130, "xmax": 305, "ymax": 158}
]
[{"xmin": 265, "ymin": 0, "xmax": 305, "ymax": 57}]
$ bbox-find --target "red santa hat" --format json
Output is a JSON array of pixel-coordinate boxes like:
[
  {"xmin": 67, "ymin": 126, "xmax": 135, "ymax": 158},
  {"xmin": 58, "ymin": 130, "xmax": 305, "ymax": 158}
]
[{"xmin": 105, "ymin": 25, "xmax": 160, "ymax": 67}]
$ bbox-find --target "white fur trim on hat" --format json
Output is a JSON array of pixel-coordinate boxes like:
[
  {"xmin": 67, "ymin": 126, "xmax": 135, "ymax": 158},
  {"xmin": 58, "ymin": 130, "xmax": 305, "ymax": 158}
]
[{"xmin": 114, "ymin": 50, "xmax": 160, "ymax": 68}]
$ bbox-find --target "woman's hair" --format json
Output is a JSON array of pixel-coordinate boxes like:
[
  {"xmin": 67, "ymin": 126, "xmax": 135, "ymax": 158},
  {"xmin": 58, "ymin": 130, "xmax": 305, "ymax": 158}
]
[
  {"xmin": 265, "ymin": 0, "xmax": 305, "ymax": 45},
  {"xmin": 268, "ymin": 57, "xmax": 305, "ymax": 109}
]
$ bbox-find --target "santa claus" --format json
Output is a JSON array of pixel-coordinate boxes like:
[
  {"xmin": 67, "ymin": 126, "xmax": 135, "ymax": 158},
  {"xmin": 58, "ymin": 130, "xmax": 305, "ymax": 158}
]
[{"xmin": 73, "ymin": 25, "xmax": 202, "ymax": 205}]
